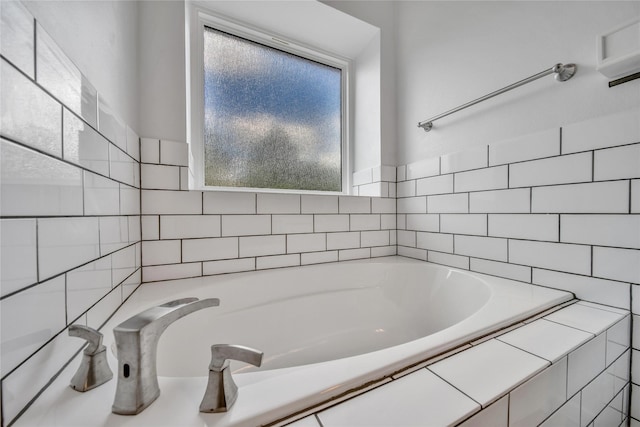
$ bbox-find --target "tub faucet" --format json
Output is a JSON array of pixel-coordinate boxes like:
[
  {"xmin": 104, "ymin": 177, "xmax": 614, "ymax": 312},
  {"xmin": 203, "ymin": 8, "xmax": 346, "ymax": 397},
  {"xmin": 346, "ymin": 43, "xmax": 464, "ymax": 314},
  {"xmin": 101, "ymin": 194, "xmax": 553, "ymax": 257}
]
[
  {"xmin": 112, "ymin": 297, "xmax": 220, "ymax": 415},
  {"xmin": 199, "ymin": 344, "xmax": 263, "ymax": 413}
]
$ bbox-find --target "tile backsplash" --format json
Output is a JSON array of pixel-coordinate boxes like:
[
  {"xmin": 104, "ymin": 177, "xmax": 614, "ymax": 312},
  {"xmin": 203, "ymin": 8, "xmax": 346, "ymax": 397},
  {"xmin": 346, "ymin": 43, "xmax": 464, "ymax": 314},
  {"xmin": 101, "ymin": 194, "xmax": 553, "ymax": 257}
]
[{"xmin": 0, "ymin": 2, "xmax": 141, "ymax": 425}]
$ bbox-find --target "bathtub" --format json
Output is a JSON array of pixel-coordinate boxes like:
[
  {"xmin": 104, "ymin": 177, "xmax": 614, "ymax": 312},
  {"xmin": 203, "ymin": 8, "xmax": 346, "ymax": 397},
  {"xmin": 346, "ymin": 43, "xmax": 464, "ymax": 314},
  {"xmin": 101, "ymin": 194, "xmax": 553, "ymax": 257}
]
[{"xmin": 18, "ymin": 257, "xmax": 573, "ymax": 427}]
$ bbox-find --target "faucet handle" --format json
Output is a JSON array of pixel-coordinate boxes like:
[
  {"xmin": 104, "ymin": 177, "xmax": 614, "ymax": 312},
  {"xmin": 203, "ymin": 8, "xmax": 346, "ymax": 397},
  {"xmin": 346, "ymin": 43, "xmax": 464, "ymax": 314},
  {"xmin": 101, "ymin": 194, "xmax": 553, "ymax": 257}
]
[
  {"xmin": 199, "ymin": 344, "xmax": 263, "ymax": 413},
  {"xmin": 68, "ymin": 324, "xmax": 113, "ymax": 392}
]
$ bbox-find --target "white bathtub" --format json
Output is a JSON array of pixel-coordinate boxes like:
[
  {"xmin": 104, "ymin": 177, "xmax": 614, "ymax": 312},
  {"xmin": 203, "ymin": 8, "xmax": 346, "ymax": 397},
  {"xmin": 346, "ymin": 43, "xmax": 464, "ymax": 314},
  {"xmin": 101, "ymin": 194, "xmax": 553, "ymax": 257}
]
[{"xmin": 18, "ymin": 257, "xmax": 573, "ymax": 427}]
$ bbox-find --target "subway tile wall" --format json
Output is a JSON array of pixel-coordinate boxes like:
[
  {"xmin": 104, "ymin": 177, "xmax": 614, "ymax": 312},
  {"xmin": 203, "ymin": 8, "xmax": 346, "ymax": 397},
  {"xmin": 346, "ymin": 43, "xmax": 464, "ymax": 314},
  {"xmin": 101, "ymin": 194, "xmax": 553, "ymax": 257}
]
[
  {"xmin": 140, "ymin": 139, "xmax": 397, "ymax": 281},
  {"xmin": 395, "ymin": 108, "xmax": 640, "ymax": 425},
  {"xmin": 0, "ymin": 2, "xmax": 141, "ymax": 425}
]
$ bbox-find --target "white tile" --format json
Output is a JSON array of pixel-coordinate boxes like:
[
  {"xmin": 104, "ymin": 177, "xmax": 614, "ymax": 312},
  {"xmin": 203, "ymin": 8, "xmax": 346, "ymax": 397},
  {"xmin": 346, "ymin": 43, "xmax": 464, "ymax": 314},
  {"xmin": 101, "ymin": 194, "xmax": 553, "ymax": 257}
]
[
  {"xmin": 429, "ymin": 339, "xmax": 548, "ymax": 406},
  {"xmin": 361, "ymin": 230, "xmax": 389, "ymax": 247},
  {"xmin": 533, "ymin": 269, "xmax": 629, "ymax": 310},
  {"xmin": 606, "ymin": 316, "xmax": 630, "ymax": 365},
  {"xmin": 38, "ymin": 217, "xmax": 99, "ymax": 280},
  {"xmin": 63, "ymin": 109, "xmax": 109, "ymax": 176},
  {"xmin": 126, "ymin": 126, "xmax": 140, "ymax": 161},
  {"xmin": 257, "ymin": 254, "xmax": 300, "ymax": 269},
  {"xmin": 633, "ymin": 179, "xmax": 640, "ymax": 213},
  {"xmin": 339, "ymin": 196, "xmax": 370, "ymax": 213},
  {"xmin": 180, "ymin": 167, "xmax": 190, "ymax": 191},
  {"xmin": 66, "ymin": 256, "xmax": 112, "ymax": 322},
  {"xmin": 203, "ymin": 191, "xmax": 255, "ymax": 214},
  {"xmin": 120, "ymin": 184, "xmax": 140, "ymax": 215},
  {"xmin": 634, "ymin": 285, "xmax": 640, "ymax": 314},
  {"xmin": 593, "ymin": 395, "xmax": 623, "ymax": 427},
  {"xmin": 301, "ymin": 251, "xmax": 338, "ymax": 265},
  {"xmin": 594, "ymin": 143, "xmax": 640, "ymax": 181},
  {"xmin": 352, "ymin": 168, "xmax": 372, "ymax": 186},
  {"xmin": 84, "ymin": 172, "xmax": 120, "ymax": 215},
  {"xmin": 0, "ymin": 1, "xmax": 34, "ymax": 78},
  {"xmin": 86, "ymin": 287, "xmax": 122, "ymax": 329},
  {"xmin": 159, "ymin": 139, "xmax": 188, "ymax": 166},
  {"xmin": 441, "ymin": 145, "xmax": 488, "ymax": 174},
  {"xmin": 112, "ymin": 245, "xmax": 136, "ymax": 286},
  {"xmin": 397, "ymin": 196, "xmax": 427, "ymax": 213},
  {"xmin": 257, "ymin": 193, "xmax": 300, "ymax": 214},
  {"xmin": 593, "ymin": 246, "xmax": 640, "ymax": 283},
  {"xmin": 161, "ymin": 215, "xmax": 220, "ymax": 239},
  {"xmin": 633, "ymin": 350, "xmax": 640, "ymax": 384},
  {"xmin": 141, "ymin": 239, "xmax": 180, "ymax": 266},
  {"xmin": 396, "ymin": 164, "xmax": 407, "ymax": 181},
  {"xmin": 397, "ymin": 230, "xmax": 416, "ymax": 247},
  {"xmin": 489, "ymin": 128, "xmax": 560, "ymax": 166},
  {"xmin": 0, "ymin": 275, "xmax": 66, "ymax": 378},
  {"xmin": 562, "ymin": 215, "xmax": 640, "ymax": 249},
  {"xmin": 1, "ymin": 325, "xmax": 82, "ymax": 424},
  {"xmin": 396, "ymin": 179, "xmax": 416, "ymax": 197},
  {"xmin": 142, "ymin": 190, "xmax": 202, "ymax": 214},
  {"xmin": 202, "ymin": 258, "xmax": 254, "ymax": 275},
  {"xmin": 1, "ymin": 60, "xmax": 61, "ymax": 157},
  {"xmin": 581, "ymin": 350, "xmax": 629, "ymax": 426},
  {"xmin": 470, "ymin": 188, "xmax": 531, "ymax": 213},
  {"xmin": 427, "ymin": 193, "xmax": 468, "ymax": 213},
  {"xmin": 539, "ymin": 392, "xmax": 581, "ymax": 427},
  {"xmin": 314, "ymin": 215, "xmax": 349, "ymax": 232},
  {"xmin": 318, "ymin": 369, "xmax": 479, "ymax": 427},
  {"xmin": 509, "ymin": 357, "xmax": 568, "ymax": 427},
  {"xmin": 36, "ymin": 23, "xmax": 98, "ymax": 127},
  {"xmin": 454, "ymin": 235, "xmax": 507, "ymax": 261},
  {"xmin": 379, "ymin": 165, "xmax": 396, "ymax": 182},
  {"xmin": 455, "ymin": 166, "xmax": 508, "ymax": 193},
  {"xmin": 406, "ymin": 157, "xmax": 440, "ymax": 179},
  {"xmin": 440, "ymin": 214, "xmax": 487, "ymax": 235},
  {"xmin": 546, "ymin": 304, "xmax": 625, "ymax": 335},
  {"xmin": 1, "ymin": 219, "xmax": 37, "ymax": 296},
  {"xmin": 405, "ymin": 214, "xmax": 439, "ymax": 232},
  {"xmin": 397, "ymin": 245, "xmax": 427, "ymax": 261},
  {"xmin": 458, "ymin": 395, "xmax": 508, "ymax": 427},
  {"xmin": 470, "ymin": 258, "xmax": 531, "ymax": 282},
  {"xmin": 98, "ymin": 97, "xmax": 126, "ymax": 151},
  {"xmin": 427, "ymin": 251, "xmax": 469, "ymax": 269},
  {"xmin": 286, "ymin": 416, "xmax": 321, "ymax": 427},
  {"xmin": 239, "ymin": 235, "xmax": 285, "ymax": 257},
  {"xmin": 222, "ymin": 215, "xmax": 271, "ymax": 236},
  {"xmin": 327, "ymin": 231, "xmax": 360, "ymax": 250},
  {"xmin": 109, "ymin": 143, "xmax": 135, "ymax": 186},
  {"xmin": 140, "ymin": 138, "xmax": 160, "ymax": 163},
  {"xmin": 376, "ymin": 244, "xmax": 396, "ymax": 258},
  {"xmin": 350, "ymin": 214, "xmax": 380, "ymax": 231},
  {"xmin": 416, "ymin": 174, "xmax": 454, "ymax": 196},
  {"xmin": 358, "ymin": 182, "xmax": 386, "ymax": 197},
  {"xmin": 396, "ymin": 213, "xmax": 406, "ymax": 230},
  {"xmin": 371, "ymin": 197, "xmax": 395, "ymax": 214},
  {"xmin": 498, "ymin": 319, "xmax": 593, "ymax": 362},
  {"xmin": 301, "ymin": 195, "xmax": 338, "ymax": 214},
  {"xmin": 533, "ymin": 180, "xmax": 629, "ymax": 214},
  {"xmin": 287, "ymin": 233, "xmax": 326, "ymax": 253},
  {"xmin": 510, "ymin": 152, "xmax": 592, "ymax": 188},
  {"xmin": 632, "ymin": 384, "xmax": 640, "ymax": 420},
  {"xmin": 1, "ymin": 139, "xmax": 84, "ymax": 217},
  {"xmin": 489, "ymin": 214, "xmax": 559, "ymax": 241},
  {"xmin": 388, "ymin": 182, "xmax": 397, "ymax": 198},
  {"xmin": 128, "ymin": 214, "xmax": 141, "ymax": 243},
  {"xmin": 182, "ymin": 237, "xmax": 238, "ymax": 262},
  {"xmin": 141, "ymin": 216, "xmax": 159, "ymax": 240},
  {"xmin": 562, "ymin": 109, "xmax": 640, "ymax": 154},
  {"xmin": 143, "ymin": 262, "xmax": 201, "ymax": 282},
  {"xmin": 141, "ymin": 164, "xmax": 180, "ymax": 190},
  {"xmin": 509, "ymin": 240, "xmax": 591, "ymax": 275},
  {"xmin": 98, "ymin": 216, "xmax": 128, "ymax": 255},
  {"xmin": 416, "ymin": 232, "xmax": 453, "ymax": 252},
  {"xmin": 121, "ymin": 269, "xmax": 141, "ymax": 301}
]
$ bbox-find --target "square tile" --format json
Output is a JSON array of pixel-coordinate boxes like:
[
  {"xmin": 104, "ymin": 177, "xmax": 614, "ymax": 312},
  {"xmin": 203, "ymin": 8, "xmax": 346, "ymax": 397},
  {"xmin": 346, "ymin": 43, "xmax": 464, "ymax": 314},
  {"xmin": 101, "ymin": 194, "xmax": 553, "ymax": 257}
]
[
  {"xmin": 429, "ymin": 339, "xmax": 548, "ymax": 406},
  {"xmin": 318, "ymin": 369, "xmax": 480, "ymax": 426},
  {"xmin": 497, "ymin": 319, "xmax": 593, "ymax": 362}
]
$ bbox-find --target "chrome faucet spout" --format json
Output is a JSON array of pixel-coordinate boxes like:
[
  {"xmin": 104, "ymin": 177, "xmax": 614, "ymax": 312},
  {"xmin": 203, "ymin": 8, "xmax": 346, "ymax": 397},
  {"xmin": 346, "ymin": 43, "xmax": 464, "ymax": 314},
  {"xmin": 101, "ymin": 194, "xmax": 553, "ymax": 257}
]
[{"xmin": 112, "ymin": 297, "xmax": 220, "ymax": 415}]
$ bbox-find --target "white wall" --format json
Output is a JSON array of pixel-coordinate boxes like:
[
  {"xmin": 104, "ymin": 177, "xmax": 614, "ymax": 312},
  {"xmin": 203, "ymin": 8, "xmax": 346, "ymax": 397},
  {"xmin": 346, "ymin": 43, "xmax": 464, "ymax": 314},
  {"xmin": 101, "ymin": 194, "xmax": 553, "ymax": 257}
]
[
  {"xmin": 395, "ymin": 1, "xmax": 640, "ymax": 164},
  {"xmin": 23, "ymin": 0, "xmax": 140, "ymax": 131}
]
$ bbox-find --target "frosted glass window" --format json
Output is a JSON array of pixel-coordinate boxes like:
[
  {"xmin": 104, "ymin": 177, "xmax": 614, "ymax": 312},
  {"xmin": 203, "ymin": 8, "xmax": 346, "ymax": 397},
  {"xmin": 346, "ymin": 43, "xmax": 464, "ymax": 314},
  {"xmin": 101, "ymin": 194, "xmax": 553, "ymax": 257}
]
[{"xmin": 203, "ymin": 27, "xmax": 342, "ymax": 192}]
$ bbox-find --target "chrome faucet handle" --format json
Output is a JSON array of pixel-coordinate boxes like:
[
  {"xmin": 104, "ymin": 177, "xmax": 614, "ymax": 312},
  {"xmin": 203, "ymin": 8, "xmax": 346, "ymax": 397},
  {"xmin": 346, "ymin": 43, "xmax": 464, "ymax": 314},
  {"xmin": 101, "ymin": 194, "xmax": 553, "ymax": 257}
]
[
  {"xmin": 199, "ymin": 344, "xmax": 263, "ymax": 413},
  {"xmin": 68, "ymin": 324, "xmax": 113, "ymax": 392}
]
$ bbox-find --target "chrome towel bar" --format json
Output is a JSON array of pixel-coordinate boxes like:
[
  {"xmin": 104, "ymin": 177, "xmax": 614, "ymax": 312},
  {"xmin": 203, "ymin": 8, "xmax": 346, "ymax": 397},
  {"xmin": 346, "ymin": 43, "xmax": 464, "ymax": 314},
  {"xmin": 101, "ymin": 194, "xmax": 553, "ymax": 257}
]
[{"xmin": 418, "ymin": 63, "xmax": 577, "ymax": 132}]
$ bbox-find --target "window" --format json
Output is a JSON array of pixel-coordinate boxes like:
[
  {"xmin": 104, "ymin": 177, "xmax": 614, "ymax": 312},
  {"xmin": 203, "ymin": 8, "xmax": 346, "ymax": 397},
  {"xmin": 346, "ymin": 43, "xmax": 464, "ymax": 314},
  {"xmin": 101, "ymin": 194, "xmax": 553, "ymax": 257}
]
[{"xmin": 193, "ymin": 13, "xmax": 348, "ymax": 193}]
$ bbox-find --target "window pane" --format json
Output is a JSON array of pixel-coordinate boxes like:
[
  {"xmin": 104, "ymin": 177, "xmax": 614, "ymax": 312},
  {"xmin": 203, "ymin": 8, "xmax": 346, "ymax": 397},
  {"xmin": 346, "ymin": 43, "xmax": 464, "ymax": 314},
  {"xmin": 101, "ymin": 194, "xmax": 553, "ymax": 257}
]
[{"xmin": 203, "ymin": 27, "xmax": 342, "ymax": 191}]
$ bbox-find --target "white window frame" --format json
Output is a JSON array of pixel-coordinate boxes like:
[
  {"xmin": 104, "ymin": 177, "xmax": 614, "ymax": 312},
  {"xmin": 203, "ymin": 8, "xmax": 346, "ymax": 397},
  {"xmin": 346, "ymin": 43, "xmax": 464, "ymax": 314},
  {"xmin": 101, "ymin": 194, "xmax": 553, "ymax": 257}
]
[{"xmin": 186, "ymin": 4, "xmax": 351, "ymax": 194}]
